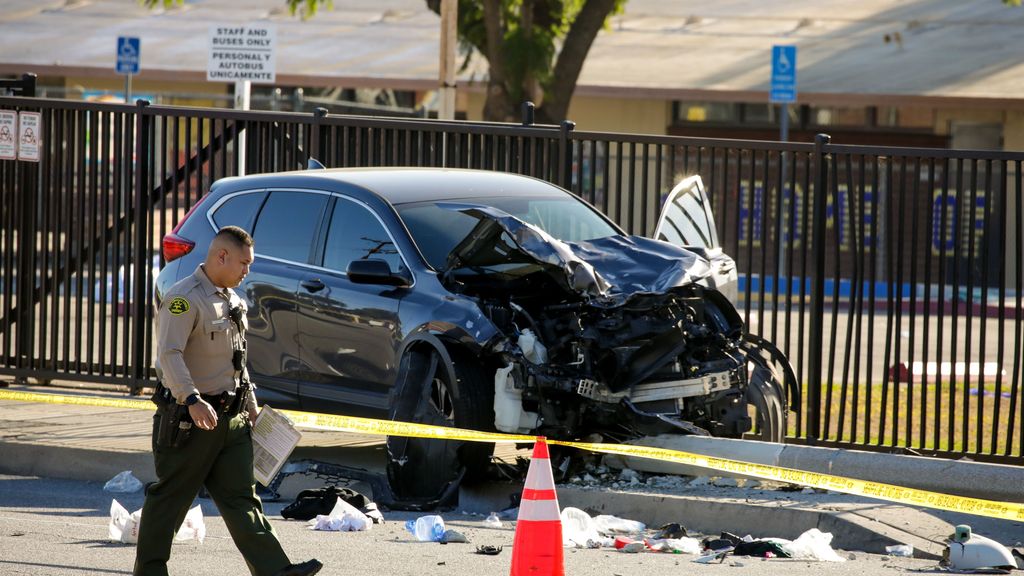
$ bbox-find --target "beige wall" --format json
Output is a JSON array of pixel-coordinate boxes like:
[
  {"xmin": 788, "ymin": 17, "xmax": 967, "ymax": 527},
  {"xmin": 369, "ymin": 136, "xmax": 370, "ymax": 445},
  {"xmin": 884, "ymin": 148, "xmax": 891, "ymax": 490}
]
[
  {"xmin": 1004, "ymin": 111, "xmax": 1024, "ymax": 152},
  {"xmin": 934, "ymin": 108, "xmax": 1004, "ymax": 136}
]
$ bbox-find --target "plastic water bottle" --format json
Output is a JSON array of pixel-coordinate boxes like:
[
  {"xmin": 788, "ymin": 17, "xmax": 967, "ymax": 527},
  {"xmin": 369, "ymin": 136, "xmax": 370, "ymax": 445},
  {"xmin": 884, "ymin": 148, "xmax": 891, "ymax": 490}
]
[
  {"xmin": 405, "ymin": 515, "xmax": 446, "ymax": 542},
  {"xmin": 483, "ymin": 512, "xmax": 502, "ymax": 528}
]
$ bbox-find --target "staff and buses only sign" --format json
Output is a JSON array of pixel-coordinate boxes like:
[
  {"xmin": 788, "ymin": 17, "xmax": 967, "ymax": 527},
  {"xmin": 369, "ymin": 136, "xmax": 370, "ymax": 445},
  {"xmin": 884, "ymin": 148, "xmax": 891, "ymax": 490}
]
[{"xmin": 207, "ymin": 24, "xmax": 277, "ymax": 83}]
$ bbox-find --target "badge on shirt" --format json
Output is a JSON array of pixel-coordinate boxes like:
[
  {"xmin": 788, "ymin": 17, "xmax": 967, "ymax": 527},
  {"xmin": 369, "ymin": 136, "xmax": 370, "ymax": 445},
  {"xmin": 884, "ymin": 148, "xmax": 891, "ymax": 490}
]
[{"xmin": 168, "ymin": 297, "xmax": 191, "ymax": 316}]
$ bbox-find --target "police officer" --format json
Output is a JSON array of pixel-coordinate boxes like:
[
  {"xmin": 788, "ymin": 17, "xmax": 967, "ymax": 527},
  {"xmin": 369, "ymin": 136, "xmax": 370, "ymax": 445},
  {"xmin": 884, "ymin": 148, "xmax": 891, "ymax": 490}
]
[{"xmin": 135, "ymin": 226, "xmax": 322, "ymax": 576}]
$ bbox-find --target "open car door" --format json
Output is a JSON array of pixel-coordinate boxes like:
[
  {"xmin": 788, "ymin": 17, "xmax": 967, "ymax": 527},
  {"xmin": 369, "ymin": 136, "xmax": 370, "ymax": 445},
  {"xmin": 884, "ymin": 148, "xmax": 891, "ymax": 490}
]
[{"xmin": 654, "ymin": 175, "xmax": 738, "ymax": 303}]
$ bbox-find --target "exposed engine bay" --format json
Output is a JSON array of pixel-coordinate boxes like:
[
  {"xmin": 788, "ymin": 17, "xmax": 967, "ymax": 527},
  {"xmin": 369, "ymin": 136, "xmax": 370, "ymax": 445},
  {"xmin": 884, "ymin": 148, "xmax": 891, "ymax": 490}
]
[{"xmin": 439, "ymin": 204, "xmax": 795, "ymax": 441}]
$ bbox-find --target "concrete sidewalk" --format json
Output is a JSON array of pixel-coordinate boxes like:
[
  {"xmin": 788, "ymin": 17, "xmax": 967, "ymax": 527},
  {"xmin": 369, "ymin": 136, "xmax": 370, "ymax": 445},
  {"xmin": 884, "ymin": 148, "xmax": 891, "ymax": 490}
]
[{"xmin": 1, "ymin": 382, "xmax": 1022, "ymax": 561}]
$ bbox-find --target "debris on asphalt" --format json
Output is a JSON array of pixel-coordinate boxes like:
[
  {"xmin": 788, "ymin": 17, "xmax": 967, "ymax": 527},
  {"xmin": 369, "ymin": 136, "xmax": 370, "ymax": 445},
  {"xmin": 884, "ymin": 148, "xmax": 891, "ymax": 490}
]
[
  {"xmin": 645, "ymin": 537, "xmax": 701, "ymax": 554},
  {"xmin": 693, "ymin": 548, "xmax": 733, "ymax": 563},
  {"xmin": 175, "ymin": 504, "xmax": 206, "ymax": 543},
  {"xmin": 562, "ymin": 507, "xmax": 605, "ymax": 548},
  {"xmin": 653, "ymin": 522, "xmax": 687, "ymax": 539},
  {"xmin": 440, "ymin": 529, "xmax": 469, "ymax": 544},
  {"xmin": 405, "ymin": 514, "xmax": 446, "ymax": 542},
  {"xmin": 108, "ymin": 499, "xmax": 141, "ymax": 544},
  {"xmin": 944, "ymin": 525, "xmax": 1016, "ymax": 572},
  {"xmin": 594, "ymin": 514, "xmax": 645, "ymax": 535},
  {"xmin": 310, "ymin": 497, "xmax": 372, "ymax": 532},
  {"xmin": 779, "ymin": 528, "xmax": 846, "ymax": 562},
  {"xmin": 483, "ymin": 512, "xmax": 502, "ymax": 528},
  {"xmin": 475, "ymin": 545, "xmax": 503, "ymax": 555},
  {"xmin": 282, "ymin": 485, "xmax": 381, "ymax": 523},
  {"xmin": 885, "ymin": 544, "xmax": 914, "ymax": 557},
  {"xmin": 108, "ymin": 499, "xmax": 205, "ymax": 544},
  {"xmin": 103, "ymin": 471, "xmax": 143, "ymax": 494}
]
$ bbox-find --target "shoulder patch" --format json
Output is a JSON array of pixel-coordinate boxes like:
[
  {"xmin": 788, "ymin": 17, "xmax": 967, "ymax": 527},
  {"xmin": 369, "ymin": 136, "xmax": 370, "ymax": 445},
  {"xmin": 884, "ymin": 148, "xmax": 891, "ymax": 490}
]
[{"xmin": 167, "ymin": 297, "xmax": 191, "ymax": 316}]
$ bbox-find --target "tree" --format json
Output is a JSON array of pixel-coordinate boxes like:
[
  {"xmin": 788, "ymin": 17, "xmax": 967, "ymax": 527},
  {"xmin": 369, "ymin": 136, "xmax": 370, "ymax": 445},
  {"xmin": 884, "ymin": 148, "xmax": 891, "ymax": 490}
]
[
  {"xmin": 423, "ymin": 0, "xmax": 626, "ymax": 123},
  {"xmin": 148, "ymin": 0, "xmax": 626, "ymax": 123}
]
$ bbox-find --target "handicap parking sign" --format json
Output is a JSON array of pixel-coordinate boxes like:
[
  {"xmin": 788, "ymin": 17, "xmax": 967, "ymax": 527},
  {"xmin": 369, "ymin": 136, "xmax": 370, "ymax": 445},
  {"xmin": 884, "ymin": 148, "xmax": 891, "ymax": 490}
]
[
  {"xmin": 116, "ymin": 36, "xmax": 140, "ymax": 75},
  {"xmin": 770, "ymin": 45, "xmax": 797, "ymax": 103}
]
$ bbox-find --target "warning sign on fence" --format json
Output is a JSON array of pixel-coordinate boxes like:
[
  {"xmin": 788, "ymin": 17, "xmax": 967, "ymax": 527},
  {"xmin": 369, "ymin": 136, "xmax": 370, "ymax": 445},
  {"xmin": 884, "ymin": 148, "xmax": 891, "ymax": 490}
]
[
  {"xmin": 0, "ymin": 111, "xmax": 16, "ymax": 160},
  {"xmin": 207, "ymin": 24, "xmax": 277, "ymax": 83},
  {"xmin": 17, "ymin": 111, "xmax": 40, "ymax": 162}
]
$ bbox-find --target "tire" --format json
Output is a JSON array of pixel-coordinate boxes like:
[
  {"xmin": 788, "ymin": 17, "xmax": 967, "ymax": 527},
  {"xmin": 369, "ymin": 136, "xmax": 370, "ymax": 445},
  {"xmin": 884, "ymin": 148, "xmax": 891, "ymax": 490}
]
[
  {"xmin": 386, "ymin": 346, "xmax": 495, "ymax": 502},
  {"xmin": 745, "ymin": 361, "xmax": 787, "ymax": 443}
]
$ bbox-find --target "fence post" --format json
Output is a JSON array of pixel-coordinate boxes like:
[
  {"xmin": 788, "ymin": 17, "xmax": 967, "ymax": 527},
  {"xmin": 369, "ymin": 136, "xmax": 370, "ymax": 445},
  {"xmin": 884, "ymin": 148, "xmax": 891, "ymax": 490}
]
[
  {"xmin": 559, "ymin": 120, "xmax": 576, "ymax": 189},
  {"xmin": 521, "ymin": 101, "xmax": 535, "ymax": 126},
  {"xmin": 19, "ymin": 73, "xmax": 36, "ymax": 97},
  {"xmin": 310, "ymin": 106, "xmax": 327, "ymax": 166},
  {"xmin": 130, "ymin": 99, "xmax": 152, "ymax": 394},
  {"xmin": 806, "ymin": 133, "xmax": 831, "ymax": 441},
  {"xmin": 15, "ymin": 123, "xmax": 38, "ymax": 377}
]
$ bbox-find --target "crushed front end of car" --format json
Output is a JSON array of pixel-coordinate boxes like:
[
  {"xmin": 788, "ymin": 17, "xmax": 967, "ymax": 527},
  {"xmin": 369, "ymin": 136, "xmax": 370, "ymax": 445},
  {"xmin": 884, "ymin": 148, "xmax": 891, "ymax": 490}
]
[{"xmin": 439, "ymin": 203, "xmax": 798, "ymax": 444}]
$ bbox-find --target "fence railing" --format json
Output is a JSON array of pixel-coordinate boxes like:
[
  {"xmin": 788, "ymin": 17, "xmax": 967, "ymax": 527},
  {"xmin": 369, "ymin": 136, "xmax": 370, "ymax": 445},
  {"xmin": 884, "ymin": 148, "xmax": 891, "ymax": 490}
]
[{"xmin": 1, "ymin": 95, "xmax": 1021, "ymax": 464}]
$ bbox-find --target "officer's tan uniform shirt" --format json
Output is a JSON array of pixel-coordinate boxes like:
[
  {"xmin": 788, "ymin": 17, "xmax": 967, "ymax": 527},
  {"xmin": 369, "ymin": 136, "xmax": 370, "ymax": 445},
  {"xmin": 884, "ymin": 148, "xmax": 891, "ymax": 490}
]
[{"xmin": 155, "ymin": 264, "xmax": 256, "ymax": 413}]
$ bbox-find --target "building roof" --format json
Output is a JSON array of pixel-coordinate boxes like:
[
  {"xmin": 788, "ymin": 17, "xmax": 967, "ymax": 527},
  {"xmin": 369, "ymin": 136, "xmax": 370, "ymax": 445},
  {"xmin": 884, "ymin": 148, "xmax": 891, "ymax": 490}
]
[{"xmin": 2, "ymin": 0, "xmax": 1023, "ymax": 107}]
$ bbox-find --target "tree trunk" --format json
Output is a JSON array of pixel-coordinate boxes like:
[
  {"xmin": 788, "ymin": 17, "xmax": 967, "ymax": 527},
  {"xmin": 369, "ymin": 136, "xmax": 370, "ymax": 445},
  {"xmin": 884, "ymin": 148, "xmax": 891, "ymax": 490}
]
[
  {"xmin": 536, "ymin": 0, "xmax": 618, "ymax": 124},
  {"xmin": 481, "ymin": 0, "xmax": 516, "ymax": 121}
]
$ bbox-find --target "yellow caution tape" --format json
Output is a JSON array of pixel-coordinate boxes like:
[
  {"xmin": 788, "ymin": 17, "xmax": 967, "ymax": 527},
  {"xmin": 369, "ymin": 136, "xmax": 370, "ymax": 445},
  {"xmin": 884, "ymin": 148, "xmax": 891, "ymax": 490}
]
[
  {"xmin": 2, "ymin": 388, "xmax": 1021, "ymax": 521},
  {"xmin": 0, "ymin": 389, "xmax": 156, "ymax": 412},
  {"xmin": 277, "ymin": 409, "xmax": 536, "ymax": 444},
  {"xmin": 548, "ymin": 440, "xmax": 1024, "ymax": 522}
]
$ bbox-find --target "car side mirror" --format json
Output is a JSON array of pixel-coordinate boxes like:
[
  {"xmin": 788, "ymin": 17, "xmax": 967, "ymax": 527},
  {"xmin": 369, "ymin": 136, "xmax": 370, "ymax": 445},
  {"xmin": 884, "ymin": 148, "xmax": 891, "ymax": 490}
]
[{"xmin": 347, "ymin": 259, "xmax": 410, "ymax": 287}]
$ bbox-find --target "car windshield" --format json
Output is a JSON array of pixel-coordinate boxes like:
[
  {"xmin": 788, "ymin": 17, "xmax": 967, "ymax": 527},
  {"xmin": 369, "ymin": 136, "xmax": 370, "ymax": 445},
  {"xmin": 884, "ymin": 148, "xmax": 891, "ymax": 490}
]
[{"xmin": 396, "ymin": 194, "xmax": 619, "ymax": 270}]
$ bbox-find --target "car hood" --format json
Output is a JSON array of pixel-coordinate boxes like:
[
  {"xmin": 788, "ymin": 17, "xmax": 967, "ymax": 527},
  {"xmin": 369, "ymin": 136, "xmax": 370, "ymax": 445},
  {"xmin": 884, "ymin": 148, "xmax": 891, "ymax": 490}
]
[{"xmin": 441, "ymin": 203, "xmax": 713, "ymax": 304}]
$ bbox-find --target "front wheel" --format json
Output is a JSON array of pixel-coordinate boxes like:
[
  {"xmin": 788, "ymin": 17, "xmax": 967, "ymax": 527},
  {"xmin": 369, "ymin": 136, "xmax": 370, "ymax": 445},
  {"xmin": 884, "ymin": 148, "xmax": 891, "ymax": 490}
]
[{"xmin": 386, "ymin": 347, "xmax": 495, "ymax": 503}]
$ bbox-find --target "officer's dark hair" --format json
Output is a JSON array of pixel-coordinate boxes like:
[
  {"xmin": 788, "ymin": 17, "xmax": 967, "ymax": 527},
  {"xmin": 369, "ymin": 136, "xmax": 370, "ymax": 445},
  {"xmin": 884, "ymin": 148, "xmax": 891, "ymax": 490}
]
[{"xmin": 216, "ymin": 226, "xmax": 254, "ymax": 250}]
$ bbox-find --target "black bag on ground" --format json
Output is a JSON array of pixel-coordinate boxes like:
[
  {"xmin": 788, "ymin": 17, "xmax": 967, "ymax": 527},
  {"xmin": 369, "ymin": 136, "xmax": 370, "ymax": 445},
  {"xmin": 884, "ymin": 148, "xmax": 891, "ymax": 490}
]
[{"xmin": 281, "ymin": 486, "xmax": 373, "ymax": 521}]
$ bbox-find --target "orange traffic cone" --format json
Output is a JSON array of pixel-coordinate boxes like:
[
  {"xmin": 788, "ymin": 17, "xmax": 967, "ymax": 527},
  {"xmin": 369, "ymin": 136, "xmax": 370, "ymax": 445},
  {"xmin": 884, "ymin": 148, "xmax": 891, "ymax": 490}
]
[{"xmin": 510, "ymin": 438, "xmax": 564, "ymax": 576}]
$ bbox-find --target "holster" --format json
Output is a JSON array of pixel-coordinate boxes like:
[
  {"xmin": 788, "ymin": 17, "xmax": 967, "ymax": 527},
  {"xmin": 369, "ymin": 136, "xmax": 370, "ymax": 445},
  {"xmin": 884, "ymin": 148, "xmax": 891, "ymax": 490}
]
[{"xmin": 152, "ymin": 383, "xmax": 193, "ymax": 449}]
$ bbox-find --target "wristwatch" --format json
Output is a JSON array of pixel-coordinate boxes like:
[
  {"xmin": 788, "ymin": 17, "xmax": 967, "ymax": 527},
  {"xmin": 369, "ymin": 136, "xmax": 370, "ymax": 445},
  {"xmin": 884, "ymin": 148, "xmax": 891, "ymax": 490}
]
[{"xmin": 184, "ymin": 393, "xmax": 200, "ymax": 406}]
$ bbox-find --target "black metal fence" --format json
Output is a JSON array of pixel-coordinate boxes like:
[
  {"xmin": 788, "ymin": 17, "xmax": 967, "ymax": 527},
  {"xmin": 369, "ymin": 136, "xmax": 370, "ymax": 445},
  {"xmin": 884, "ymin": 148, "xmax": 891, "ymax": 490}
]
[{"xmin": 1, "ymin": 96, "xmax": 1021, "ymax": 464}]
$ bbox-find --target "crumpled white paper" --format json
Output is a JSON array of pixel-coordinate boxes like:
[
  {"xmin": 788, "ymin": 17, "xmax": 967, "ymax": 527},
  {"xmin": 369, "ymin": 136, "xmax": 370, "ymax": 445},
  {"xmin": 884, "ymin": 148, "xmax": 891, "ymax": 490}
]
[
  {"xmin": 103, "ymin": 471, "xmax": 143, "ymax": 494},
  {"xmin": 779, "ymin": 528, "xmax": 846, "ymax": 562},
  {"xmin": 108, "ymin": 499, "xmax": 205, "ymax": 544},
  {"xmin": 309, "ymin": 497, "xmax": 371, "ymax": 532},
  {"xmin": 174, "ymin": 504, "xmax": 206, "ymax": 543}
]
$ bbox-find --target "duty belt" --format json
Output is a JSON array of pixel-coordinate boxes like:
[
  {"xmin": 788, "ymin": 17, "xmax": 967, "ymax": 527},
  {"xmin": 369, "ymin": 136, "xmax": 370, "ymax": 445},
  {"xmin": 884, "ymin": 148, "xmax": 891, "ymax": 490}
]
[{"xmin": 201, "ymin": 389, "xmax": 243, "ymax": 415}]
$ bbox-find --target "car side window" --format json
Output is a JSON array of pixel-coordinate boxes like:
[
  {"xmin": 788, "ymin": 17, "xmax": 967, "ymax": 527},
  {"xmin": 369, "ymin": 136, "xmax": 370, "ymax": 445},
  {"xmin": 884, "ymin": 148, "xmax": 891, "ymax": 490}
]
[
  {"xmin": 323, "ymin": 197, "xmax": 405, "ymax": 274},
  {"xmin": 211, "ymin": 190, "xmax": 266, "ymax": 233},
  {"xmin": 252, "ymin": 191, "xmax": 328, "ymax": 263}
]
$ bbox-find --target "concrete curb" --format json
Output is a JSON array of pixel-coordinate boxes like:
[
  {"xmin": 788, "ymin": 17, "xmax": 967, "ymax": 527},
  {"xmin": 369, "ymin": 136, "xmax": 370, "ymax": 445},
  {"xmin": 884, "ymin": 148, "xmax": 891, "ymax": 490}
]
[{"xmin": 602, "ymin": 435, "xmax": 1024, "ymax": 504}]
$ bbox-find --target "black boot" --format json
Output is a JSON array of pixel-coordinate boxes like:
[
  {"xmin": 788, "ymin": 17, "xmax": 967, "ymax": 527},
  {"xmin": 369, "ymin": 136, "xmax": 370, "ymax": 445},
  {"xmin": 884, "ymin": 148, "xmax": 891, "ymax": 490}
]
[{"xmin": 273, "ymin": 559, "xmax": 323, "ymax": 576}]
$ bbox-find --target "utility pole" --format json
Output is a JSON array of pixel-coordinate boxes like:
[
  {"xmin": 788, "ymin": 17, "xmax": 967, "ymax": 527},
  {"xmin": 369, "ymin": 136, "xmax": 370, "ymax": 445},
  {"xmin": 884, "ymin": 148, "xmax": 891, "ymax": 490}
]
[{"xmin": 438, "ymin": 0, "xmax": 457, "ymax": 120}]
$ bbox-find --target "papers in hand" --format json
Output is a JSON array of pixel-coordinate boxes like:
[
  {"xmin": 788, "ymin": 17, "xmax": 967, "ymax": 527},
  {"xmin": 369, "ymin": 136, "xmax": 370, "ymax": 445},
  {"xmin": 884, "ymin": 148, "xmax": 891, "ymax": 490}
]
[{"xmin": 252, "ymin": 406, "xmax": 301, "ymax": 487}]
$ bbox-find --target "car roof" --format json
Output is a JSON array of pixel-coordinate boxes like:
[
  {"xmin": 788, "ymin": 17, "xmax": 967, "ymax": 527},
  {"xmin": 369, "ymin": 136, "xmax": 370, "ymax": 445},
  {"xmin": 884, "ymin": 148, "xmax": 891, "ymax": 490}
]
[{"xmin": 213, "ymin": 167, "xmax": 567, "ymax": 206}]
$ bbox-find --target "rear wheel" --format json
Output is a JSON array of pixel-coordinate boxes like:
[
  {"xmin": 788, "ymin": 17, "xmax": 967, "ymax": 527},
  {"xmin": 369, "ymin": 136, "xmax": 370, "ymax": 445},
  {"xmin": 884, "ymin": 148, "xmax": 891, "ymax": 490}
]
[{"xmin": 386, "ymin": 347, "xmax": 495, "ymax": 502}]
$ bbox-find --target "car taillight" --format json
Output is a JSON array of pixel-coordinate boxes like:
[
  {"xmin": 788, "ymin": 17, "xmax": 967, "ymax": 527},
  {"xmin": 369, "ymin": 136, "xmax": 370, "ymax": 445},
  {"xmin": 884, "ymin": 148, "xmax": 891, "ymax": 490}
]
[
  {"xmin": 163, "ymin": 195, "xmax": 210, "ymax": 263},
  {"xmin": 162, "ymin": 233, "xmax": 195, "ymax": 263}
]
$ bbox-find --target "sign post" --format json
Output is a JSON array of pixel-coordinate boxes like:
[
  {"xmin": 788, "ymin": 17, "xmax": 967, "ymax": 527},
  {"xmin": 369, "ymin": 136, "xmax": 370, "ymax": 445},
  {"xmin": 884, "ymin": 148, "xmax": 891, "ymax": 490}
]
[
  {"xmin": 208, "ymin": 24, "xmax": 277, "ymax": 176},
  {"xmin": 770, "ymin": 45, "xmax": 797, "ymax": 290},
  {"xmin": 116, "ymin": 36, "xmax": 141, "ymax": 103}
]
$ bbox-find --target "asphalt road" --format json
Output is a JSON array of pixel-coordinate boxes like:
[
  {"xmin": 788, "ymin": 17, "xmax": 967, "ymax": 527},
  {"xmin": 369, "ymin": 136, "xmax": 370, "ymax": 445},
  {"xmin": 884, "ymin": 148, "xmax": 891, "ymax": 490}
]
[{"xmin": 0, "ymin": 474, "xmax": 945, "ymax": 576}]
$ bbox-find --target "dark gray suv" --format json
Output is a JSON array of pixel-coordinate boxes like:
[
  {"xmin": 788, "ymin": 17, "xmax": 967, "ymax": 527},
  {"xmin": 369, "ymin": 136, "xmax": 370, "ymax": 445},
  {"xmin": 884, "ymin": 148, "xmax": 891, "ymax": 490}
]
[{"xmin": 157, "ymin": 167, "xmax": 796, "ymax": 503}]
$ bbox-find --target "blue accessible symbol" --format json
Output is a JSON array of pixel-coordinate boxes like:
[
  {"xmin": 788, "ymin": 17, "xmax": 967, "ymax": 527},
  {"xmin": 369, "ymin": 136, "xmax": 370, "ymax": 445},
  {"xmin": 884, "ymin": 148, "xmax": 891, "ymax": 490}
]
[{"xmin": 116, "ymin": 36, "xmax": 141, "ymax": 75}]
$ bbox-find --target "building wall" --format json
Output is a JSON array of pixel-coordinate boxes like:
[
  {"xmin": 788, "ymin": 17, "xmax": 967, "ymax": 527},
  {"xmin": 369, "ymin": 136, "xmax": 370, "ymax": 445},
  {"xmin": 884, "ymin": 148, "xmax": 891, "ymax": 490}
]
[
  {"xmin": 1004, "ymin": 111, "xmax": 1024, "ymax": 152},
  {"xmin": 463, "ymin": 92, "xmax": 671, "ymax": 135}
]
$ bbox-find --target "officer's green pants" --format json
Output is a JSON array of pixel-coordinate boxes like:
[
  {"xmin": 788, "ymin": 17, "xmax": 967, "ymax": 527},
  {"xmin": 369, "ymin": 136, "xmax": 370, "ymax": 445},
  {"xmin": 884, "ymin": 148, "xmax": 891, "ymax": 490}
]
[{"xmin": 134, "ymin": 411, "xmax": 291, "ymax": 576}]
